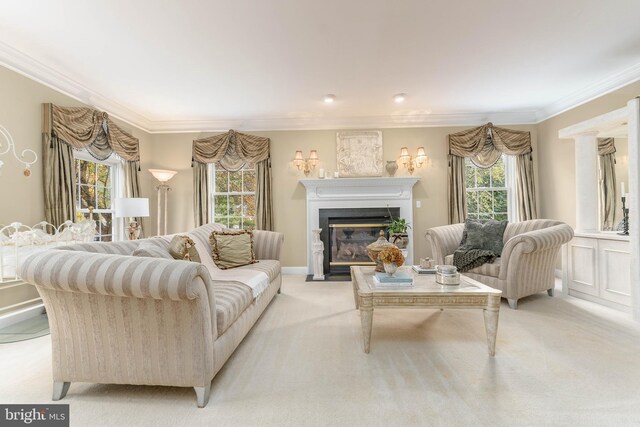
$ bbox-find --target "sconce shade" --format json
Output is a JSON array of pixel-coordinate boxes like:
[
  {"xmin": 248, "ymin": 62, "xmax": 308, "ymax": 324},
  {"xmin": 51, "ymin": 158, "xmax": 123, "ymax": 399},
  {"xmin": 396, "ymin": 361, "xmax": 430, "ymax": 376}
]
[
  {"xmin": 416, "ymin": 147, "xmax": 426, "ymax": 157},
  {"xmin": 400, "ymin": 147, "xmax": 409, "ymax": 157},
  {"xmin": 115, "ymin": 198, "xmax": 150, "ymax": 218},
  {"xmin": 294, "ymin": 150, "xmax": 304, "ymax": 160},
  {"xmin": 309, "ymin": 150, "xmax": 319, "ymax": 160},
  {"xmin": 149, "ymin": 169, "xmax": 177, "ymax": 183}
]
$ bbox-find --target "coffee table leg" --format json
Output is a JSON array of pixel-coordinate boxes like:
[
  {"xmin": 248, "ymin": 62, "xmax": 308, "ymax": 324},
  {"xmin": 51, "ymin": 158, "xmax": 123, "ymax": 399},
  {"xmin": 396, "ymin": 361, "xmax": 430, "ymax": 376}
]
[
  {"xmin": 359, "ymin": 296, "xmax": 373, "ymax": 353},
  {"xmin": 483, "ymin": 295, "xmax": 500, "ymax": 356},
  {"xmin": 352, "ymin": 279, "xmax": 359, "ymax": 309}
]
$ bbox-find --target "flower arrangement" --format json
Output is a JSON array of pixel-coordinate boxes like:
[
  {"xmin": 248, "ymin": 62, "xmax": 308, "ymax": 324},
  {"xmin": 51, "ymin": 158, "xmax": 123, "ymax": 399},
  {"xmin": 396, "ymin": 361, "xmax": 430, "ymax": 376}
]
[{"xmin": 377, "ymin": 246, "xmax": 405, "ymax": 266}]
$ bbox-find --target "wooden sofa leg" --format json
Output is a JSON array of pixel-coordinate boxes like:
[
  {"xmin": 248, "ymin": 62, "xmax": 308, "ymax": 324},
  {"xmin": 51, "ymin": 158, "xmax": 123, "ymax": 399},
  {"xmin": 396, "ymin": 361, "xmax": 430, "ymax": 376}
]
[
  {"xmin": 52, "ymin": 382, "xmax": 70, "ymax": 401},
  {"xmin": 547, "ymin": 288, "xmax": 554, "ymax": 297},
  {"xmin": 507, "ymin": 299, "xmax": 518, "ymax": 310},
  {"xmin": 194, "ymin": 385, "xmax": 211, "ymax": 408}
]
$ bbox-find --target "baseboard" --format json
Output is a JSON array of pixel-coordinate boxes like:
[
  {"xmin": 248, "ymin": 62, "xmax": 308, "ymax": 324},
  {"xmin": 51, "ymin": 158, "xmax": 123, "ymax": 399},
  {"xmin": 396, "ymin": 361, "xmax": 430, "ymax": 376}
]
[
  {"xmin": 0, "ymin": 303, "xmax": 45, "ymax": 330},
  {"xmin": 282, "ymin": 266, "xmax": 308, "ymax": 275}
]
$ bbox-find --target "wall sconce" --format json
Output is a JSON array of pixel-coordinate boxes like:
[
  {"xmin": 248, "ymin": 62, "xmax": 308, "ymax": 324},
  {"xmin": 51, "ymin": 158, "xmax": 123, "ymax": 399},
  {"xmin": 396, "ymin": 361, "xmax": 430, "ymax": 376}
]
[
  {"xmin": 293, "ymin": 150, "xmax": 319, "ymax": 176},
  {"xmin": 399, "ymin": 146, "xmax": 428, "ymax": 175}
]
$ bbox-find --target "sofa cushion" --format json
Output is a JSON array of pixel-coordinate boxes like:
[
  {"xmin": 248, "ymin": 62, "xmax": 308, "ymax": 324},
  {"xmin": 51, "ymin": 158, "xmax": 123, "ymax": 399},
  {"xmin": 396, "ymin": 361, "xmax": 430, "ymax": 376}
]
[
  {"xmin": 234, "ymin": 259, "xmax": 281, "ymax": 282},
  {"xmin": 445, "ymin": 254, "xmax": 501, "ymax": 278},
  {"xmin": 168, "ymin": 235, "xmax": 201, "ymax": 262},
  {"xmin": 212, "ymin": 282, "xmax": 253, "ymax": 336},
  {"xmin": 210, "ymin": 230, "xmax": 257, "ymax": 269},
  {"xmin": 131, "ymin": 239, "xmax": 173, "ymax": 259}
]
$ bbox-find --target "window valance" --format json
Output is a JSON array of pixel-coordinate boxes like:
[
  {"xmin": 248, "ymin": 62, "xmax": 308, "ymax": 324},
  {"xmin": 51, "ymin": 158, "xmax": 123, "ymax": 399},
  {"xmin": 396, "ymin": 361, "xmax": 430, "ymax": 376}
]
[
  {"xmin": 598, "ymin": 137, "xmax": 616, "ymax": 156},
  {"xmin": 41, "ymin": 104, "xmax": 140, "ymax": 162},
  {"xmin": 192, "ymin": 129, "xmax": 270, "ymax": 171},
  {"xmin": 448, "ymin": 123, "xmax": 532, "ymax": 168}
]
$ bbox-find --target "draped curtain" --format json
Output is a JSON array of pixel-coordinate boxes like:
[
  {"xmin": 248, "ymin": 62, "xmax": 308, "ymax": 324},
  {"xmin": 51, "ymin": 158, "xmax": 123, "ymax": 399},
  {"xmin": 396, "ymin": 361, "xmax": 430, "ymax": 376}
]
[
  {"xmin": 192, "ymin": 130, "xmax": 273, "ymax": 230},
  {"xmin": 598, "ymin": 138, "xmax": 617, "ymax": 231},
  {"xmin": 448, "ymin": 123, "xmax": 537, "ymax": 223},
  {"xmin": 41, "ymin": 104, "xmax": 142, "ymax": 229}
]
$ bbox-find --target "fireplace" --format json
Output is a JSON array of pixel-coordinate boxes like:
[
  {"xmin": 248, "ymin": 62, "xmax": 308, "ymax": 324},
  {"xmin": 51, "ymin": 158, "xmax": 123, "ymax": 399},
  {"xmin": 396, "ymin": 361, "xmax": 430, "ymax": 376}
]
[
  {"xmin": 300, "ymin": 177, "xmax": 419, "ymax": 278},
  {"xmin": 319, "ymin": 207, "xmax": 399, "ymax": 276}
]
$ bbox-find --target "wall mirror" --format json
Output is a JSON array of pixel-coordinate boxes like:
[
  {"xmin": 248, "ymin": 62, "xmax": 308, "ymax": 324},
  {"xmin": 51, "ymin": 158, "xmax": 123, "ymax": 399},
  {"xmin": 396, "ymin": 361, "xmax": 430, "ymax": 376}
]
[{"xmin": 598, "ymin": 137, "xmax": 629, "ymax": 231}]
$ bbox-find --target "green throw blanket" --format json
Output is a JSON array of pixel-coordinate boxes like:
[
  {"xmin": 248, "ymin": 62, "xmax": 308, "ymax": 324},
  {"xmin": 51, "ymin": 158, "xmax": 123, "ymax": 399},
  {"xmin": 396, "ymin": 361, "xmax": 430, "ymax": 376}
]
[{"xmin": 453, "ymin": 248, "xmax": 497, "ymax": 272}]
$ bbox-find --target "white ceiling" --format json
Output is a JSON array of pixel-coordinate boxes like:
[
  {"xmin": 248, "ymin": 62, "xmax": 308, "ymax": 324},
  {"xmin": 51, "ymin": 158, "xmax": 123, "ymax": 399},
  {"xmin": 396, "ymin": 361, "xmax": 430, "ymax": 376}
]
[{"xmin": 1, "ymin": 0, "xmax": 640, "ymax": 132}]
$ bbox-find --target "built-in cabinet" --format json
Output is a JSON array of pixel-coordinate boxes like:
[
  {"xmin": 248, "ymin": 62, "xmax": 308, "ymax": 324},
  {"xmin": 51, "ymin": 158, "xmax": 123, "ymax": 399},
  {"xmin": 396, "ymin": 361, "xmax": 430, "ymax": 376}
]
[{"xmin": 566, "ymin": 233, "xmax": 631, "ymax": 312}]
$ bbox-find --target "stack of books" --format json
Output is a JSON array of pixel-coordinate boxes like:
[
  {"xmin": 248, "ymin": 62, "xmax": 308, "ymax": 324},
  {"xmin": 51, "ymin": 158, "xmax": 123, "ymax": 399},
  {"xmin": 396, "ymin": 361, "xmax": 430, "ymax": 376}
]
[
  {"xmin": 412, "ymin": 265, "xmax": 436, "ymax": 274},
  {"xmin": 372, "ymin": 272, "xmax": 414, "ymax": 288}
]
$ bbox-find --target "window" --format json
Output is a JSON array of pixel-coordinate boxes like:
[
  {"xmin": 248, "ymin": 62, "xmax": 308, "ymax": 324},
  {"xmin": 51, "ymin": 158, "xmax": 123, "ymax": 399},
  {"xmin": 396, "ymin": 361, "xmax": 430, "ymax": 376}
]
[
  {"xmin": 465, "ymin": 155, "xmax": 513, "ymax": 221},
  {"xmin": 75, "ymin": 154, "xmax": 118, "ymax": 241},
  {"xmin": 210, "ymin": 164, "xmax": 256, "ymax": 229}
]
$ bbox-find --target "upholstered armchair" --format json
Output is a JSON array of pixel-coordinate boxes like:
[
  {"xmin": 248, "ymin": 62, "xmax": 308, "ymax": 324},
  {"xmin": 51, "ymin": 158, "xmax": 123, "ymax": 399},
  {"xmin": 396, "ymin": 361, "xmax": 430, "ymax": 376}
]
[{"xmin": 425, "ymin": 219, "xmax": 574, "ymax": 309}]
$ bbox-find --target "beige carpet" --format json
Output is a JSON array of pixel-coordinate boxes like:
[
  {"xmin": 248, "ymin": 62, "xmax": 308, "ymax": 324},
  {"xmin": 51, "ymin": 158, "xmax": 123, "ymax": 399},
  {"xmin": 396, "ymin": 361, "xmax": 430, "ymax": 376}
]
[{"xmin": 1, "ymin": 276, "xmax": 640, "ymax": 426}]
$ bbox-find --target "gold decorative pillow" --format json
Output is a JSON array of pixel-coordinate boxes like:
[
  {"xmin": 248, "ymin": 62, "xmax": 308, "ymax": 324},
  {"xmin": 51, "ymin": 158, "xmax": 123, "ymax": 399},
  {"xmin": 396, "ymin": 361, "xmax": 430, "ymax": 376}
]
[
  {"xmin": 209, "ymin": 230, "xmax": 257, "ymax": 269},
  {"xmin": 168, "ymin": 235, "xmax": 201, "ymax": 262}
]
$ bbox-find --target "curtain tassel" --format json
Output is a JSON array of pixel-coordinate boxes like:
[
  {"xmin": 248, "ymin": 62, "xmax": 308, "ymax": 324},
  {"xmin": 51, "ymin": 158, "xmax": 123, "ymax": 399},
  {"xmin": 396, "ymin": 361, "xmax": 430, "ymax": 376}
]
[{"xmin": 138, "ymin": 164, "xmax": 141, "ymax": 172}]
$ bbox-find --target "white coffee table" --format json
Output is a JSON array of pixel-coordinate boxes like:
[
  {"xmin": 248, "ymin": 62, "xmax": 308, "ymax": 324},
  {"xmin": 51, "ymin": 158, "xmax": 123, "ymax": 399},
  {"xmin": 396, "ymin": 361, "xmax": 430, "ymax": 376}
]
[{"xmin": 351, "ymin": 266, "xmax": 502, "ymax": 355}]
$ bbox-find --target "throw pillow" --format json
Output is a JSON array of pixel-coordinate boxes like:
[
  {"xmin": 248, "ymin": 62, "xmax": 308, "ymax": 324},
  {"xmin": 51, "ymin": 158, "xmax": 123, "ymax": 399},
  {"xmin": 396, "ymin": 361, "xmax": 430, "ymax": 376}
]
[
  {"xmin": 461, "ymin": 219, "xmax": 508, "ymax": 255},
  {"xmin": 209, "ymin": 230, "xmax": 257, "ymax": 269},
  {"xmin": 131, "ymin": 240, "xmax": 174, "ymax": 260},
  {"xmin": 168, "ymin": 235, "xmax": 201, "ymax": 262}
]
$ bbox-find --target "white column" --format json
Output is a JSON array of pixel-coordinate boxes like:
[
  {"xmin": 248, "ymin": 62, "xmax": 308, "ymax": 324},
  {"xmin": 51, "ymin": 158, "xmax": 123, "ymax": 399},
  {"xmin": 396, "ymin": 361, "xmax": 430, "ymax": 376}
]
[
  {"xmin": 627, "ymin": 98, "xmax": 640, "ymax": 321},
  {"xmin": 574, "ymin": 132, "xmax": 600, "ymax": 232}
]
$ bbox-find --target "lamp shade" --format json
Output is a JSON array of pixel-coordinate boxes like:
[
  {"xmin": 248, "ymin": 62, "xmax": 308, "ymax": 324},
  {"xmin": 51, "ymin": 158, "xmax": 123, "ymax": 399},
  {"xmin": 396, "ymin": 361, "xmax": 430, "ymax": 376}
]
[
  {"xmin": 400, "ymin": 147, "xmax": 409, "ymax": 157},
  {"xmin": 115, "ymin": 198, "xmax": 150, "ymax": 218},
  {"xmin": 149, "ymin": 169, "xmax": 177, "ymax": 183},
  {"xmin": 416, "ymin": 147, "xmax": 426, "ymax": 157},
  {"xmin": 309, "ymin": 150, "xmax": 319, "ymax": 160},
  {"xmin": 294, "ymin": 150, "xmax": 304, "ymax": 161}
]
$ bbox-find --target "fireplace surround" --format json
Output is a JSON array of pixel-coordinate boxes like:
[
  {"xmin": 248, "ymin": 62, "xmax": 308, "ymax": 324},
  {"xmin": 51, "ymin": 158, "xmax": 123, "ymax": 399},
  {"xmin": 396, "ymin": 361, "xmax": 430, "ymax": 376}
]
[{"xmin": 300, "ymin": 177, "xmax": 420, "ymax": 276}]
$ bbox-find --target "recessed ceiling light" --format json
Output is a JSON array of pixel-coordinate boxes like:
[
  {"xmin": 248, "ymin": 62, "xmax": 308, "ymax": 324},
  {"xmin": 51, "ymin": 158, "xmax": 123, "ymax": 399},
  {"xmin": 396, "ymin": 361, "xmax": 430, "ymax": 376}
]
[
  {"xmin": 393, "ymin": 93, "xmax": 407, "ymax": 103},
  {"xmin": 323, "ymin": 94, "xmax": 336, "ymax": 104}
]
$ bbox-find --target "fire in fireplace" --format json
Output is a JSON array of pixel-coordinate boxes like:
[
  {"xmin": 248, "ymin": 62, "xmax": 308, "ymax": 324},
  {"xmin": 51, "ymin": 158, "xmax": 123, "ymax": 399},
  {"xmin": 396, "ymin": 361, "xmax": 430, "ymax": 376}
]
[{"xmin": 319, "ymin": 207, "xmax": 399, "ymax": 277}]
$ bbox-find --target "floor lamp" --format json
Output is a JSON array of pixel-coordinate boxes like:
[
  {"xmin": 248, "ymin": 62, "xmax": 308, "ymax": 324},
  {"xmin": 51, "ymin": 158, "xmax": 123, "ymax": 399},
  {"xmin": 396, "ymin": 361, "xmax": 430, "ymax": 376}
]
[{"xmin": 149, "ymin": 169, "xmax": 177, "ymax": 236}]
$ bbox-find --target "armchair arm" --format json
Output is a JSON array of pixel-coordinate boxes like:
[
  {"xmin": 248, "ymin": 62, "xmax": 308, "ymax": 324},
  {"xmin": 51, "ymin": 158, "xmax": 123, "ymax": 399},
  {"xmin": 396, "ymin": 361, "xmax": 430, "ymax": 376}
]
[
  {"xmin": 424, "ymin": 223, "xmax": 465, "ymax": 265},
  {"xmin": 252, "ymin": 230, "xmax": 284, "ymax": 261},
  {"xmin": 499, "ymin": 223, "xmax": 574, "ymax": 280}
]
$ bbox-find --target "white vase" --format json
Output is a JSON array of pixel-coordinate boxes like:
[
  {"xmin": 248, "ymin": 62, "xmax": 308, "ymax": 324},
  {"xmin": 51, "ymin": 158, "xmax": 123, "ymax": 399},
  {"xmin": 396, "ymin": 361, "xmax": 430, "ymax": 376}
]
[{"xmin": 383, "ymin": 262, "xmax": 398, "ymax": 276}]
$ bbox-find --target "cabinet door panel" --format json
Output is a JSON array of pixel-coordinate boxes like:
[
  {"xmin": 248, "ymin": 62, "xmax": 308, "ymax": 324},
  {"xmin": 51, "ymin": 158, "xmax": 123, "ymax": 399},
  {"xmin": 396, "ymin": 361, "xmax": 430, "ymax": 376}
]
[
  {"xmin": 568, "ymin": 238, "xmax": 598, "ymax": 296},
  {"xmin": 598, "ymin": 240, "xmax": 631, "ymax": 306}
]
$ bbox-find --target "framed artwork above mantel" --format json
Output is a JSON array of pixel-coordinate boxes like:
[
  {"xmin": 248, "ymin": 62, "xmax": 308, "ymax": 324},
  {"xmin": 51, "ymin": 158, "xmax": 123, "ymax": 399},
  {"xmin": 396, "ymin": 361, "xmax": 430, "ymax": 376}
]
[{"xmin": 336, "ymin": 130, "xmax": 383, "ymax": 177}]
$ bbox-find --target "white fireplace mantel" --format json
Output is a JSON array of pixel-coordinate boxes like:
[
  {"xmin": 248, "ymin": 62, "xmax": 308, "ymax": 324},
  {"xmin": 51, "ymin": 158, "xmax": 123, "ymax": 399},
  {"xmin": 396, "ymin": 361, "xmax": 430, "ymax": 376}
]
[{"xmin": 300, "ymin": 177, "xmax": 420, "ymax": 274}]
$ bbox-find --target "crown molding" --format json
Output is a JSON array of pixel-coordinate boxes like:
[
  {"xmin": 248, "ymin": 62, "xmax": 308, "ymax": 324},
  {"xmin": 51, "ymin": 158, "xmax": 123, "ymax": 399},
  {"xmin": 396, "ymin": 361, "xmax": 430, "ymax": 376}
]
[
  {"xmin": 535, "ymin": 62, "xmax": 640, "ymax": 123},
  {"xmin": 0, "ymin": 40, "xmax": 154, "ymax": 132},
  {"xmin": 2, "ymin": 39, "xmax": 640, "ymax": 132},
  {"xmin": 144, "ymin": 111, "xmax": 539, "ymax": 133}
]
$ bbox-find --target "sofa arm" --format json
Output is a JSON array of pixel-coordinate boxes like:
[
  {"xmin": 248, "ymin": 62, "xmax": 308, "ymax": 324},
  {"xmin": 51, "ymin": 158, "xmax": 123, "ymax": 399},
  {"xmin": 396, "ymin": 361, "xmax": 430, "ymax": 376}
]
[
  {"xmin": 424, "ymin": 223, "xmax": 465, "ymax": 264},
  {"xmin": 19, "ymin": 249, "xmax": 213, "ymax": 302},
  {"xmin": 499, "ymin": 223, "xmax": 574, "ymax": 279},
  {"xmin": 252, "ymin": 230, "xmax": 284, "ymax": 261}
]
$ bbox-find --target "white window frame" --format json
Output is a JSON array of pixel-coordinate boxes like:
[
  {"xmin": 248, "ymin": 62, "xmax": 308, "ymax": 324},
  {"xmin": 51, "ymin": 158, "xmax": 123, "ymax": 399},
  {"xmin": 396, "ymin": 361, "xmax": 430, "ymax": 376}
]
[
  {"xmin": 207, "ymin": 163, "xmax": 257, "ymax": 229},
  {"xmin": 465, "ymin": 154, "xmax": 516, "ymax": 222},
  {"xmin": 74, "ymin": 150, "xmax": 125, "ymax": 241}
]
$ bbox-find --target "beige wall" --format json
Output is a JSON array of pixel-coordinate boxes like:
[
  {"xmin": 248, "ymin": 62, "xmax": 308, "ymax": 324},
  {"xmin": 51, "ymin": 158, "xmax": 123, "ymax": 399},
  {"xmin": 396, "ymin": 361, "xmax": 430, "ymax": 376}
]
[
  {"xmin": 536, "ymin": 80, "xmax": 640, "ymax": 228},
  {"xmin": 151, "ymin": 125, "xmax": 538, "ymax": 266},
  {"xmin": 4, "ymin": 60, "xmax": 639, "ymax": 268},
  {"xmin": 0, "ymin": 65, "xmax": 156, "ymax": 229}
]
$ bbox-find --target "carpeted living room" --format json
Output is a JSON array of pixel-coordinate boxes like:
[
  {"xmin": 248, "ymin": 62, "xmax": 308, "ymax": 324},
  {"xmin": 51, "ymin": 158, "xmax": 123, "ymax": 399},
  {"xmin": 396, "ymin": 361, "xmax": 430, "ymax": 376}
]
[{"xmin": 1, "ymin": 1, "xmax": 640, "ymax": 426}]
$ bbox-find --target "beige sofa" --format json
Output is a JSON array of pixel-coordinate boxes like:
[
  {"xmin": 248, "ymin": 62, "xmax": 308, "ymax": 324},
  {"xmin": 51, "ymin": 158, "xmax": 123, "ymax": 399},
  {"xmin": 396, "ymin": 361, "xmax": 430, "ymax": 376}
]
[
  {"xmin": 19, "ymin": 223, "xmax": 283, "ymax": 408},
  {"xmin": 425, "ymin": 219, "xmax": 573, "ymax": 309}
]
